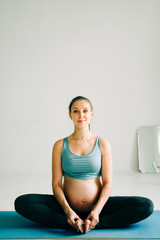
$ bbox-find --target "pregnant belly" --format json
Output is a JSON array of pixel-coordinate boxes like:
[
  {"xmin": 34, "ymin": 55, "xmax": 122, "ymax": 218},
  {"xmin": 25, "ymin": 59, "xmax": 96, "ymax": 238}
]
[{"xmin": 63, "ymin": 176, "xmax": 102, "ymax": 212}]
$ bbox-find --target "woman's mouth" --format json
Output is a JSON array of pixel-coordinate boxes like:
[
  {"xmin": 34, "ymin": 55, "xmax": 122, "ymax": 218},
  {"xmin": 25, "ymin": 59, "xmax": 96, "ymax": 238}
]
[{"xmin": 78, "ymin": 120, "xmax": 85, "ymax": 123}]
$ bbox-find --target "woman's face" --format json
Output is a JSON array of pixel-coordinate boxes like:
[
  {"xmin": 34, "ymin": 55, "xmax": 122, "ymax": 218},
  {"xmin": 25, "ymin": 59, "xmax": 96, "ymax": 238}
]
[{"xmin": 69, "ymin": 100, "xmax": 93, "ymax": 129}]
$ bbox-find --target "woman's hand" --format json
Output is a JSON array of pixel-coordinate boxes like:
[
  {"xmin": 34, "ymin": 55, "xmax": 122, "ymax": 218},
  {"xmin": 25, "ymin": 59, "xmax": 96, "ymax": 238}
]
[
  {"xmin": 84, "ymin": 210, "xmax": 99, "ymax": 233},
  {"xmin": 66, "ymin": 210, "xmax": 84, "ymax": 233}
]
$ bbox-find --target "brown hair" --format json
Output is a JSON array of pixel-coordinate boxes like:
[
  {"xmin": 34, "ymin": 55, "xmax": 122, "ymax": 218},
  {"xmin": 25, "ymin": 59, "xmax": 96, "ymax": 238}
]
[{"xmin": 68, "ymin": 96, "xmax": 93, "ymax": 113}]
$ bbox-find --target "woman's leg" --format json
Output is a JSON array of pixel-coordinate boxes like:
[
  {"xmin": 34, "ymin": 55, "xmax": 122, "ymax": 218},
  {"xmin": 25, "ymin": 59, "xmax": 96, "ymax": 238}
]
[
  {"xmin": 96, "ymin": 196, "xmax": 154, "ymax": 228},
  {"xmin": 14, "ymin": 194, "xmax": 70, "ymax": 229}
]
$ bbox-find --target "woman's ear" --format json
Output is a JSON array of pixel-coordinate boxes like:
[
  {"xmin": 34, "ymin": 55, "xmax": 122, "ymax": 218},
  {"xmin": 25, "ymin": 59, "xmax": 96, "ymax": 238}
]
[
  {"xmin": 91, "ymin": 110, "xmax": 94, "ymax": 119},
  {"xmin": 69, "ymin": 112, "xmax": 72, "ymax": 120}
]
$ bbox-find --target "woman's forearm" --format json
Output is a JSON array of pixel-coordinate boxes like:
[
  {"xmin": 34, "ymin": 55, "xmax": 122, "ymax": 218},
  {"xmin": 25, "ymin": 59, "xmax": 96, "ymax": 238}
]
[
  {"xmin": 92, "ymin": 182, "xmax": 112, "ymax": 214},
  {"xmin": 52, "ymin": 185, "xmax": 73, "ymax": 215}
]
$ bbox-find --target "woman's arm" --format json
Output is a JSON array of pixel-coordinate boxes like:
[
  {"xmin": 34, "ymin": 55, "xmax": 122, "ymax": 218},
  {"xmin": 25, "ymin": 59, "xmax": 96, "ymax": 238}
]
[
  {"xmin": 84, "ymin": 137, "xmax": 112, "ymax": 232},
  {"xmin": 52, "ymin": 140, "xmax": 84, "ymax": 233},
  {"xmin": 52, "ymin": 140, "xmax": 71, "ymax": 214},
  {"xmin": 92, "ymin": 137, "xmax": 112, "ymax": 213}
]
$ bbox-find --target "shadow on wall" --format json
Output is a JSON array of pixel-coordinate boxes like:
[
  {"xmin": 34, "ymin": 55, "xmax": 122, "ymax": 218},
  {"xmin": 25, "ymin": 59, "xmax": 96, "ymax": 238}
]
[{"xmin": 130, "ymin": 132, "xmax": 139, "ymax": 171}]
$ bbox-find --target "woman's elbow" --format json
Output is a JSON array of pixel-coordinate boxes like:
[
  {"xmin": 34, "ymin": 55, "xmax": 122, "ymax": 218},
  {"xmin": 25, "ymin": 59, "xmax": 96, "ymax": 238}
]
[
  {"xmin": 52, "ymin": 182, "xmax": 62, "ymax": 194},
  {"xmin": 103, "ymin": 180, "xmax": 112, "ymax": 190}
]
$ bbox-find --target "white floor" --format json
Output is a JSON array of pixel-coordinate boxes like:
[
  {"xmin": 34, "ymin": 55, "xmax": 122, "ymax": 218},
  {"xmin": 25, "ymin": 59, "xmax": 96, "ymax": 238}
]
[{"xmin": 0, "ymin": 170, "xmax": 160, "ymax": 211}]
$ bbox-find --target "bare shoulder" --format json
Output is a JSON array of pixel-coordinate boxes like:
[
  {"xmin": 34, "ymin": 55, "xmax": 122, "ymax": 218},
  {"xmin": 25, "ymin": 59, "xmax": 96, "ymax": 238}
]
[
  {"xmin": 52, "ymin": 138, "xmax": 64, "ymax": 153},
  {"xmin": 100, "ymin": 137, "xmax": 111, "ymax": 155}
]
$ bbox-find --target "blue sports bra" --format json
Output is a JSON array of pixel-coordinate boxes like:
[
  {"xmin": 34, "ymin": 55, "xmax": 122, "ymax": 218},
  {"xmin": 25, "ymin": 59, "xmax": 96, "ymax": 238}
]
[{"xmin": 61, "ymin": 136, "xmax": 102, "ymax": 180}]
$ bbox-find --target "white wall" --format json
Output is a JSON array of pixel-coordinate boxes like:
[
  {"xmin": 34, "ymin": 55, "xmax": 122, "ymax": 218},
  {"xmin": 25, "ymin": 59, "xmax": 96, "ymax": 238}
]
[{"xmin": 0, "ymin": 0, "xmax": 160, "ymax": 175}]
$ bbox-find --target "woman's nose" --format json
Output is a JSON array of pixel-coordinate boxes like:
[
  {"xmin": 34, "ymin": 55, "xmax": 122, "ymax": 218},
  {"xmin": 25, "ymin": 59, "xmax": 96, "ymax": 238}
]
[{"xmin": 79, "ymin": 111, "xmax": 83, "ymax": 118}]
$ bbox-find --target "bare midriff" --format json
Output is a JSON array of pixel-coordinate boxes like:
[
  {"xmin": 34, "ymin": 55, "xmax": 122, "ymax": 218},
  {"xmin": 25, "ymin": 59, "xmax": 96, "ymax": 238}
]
[{"xmin": 63, "ymin": 176, "xmax": 102, "ymax": 212}]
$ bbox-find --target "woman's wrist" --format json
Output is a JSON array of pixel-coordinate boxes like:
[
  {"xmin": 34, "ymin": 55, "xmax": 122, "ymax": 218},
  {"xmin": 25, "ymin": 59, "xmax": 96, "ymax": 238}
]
[
  {"xmin": 64, "ymin": 206, "xmax": 74, "ymax": 216},
  {"xmin": 92, "ymin": 205, "xmax": 102, "ymax": 215}
]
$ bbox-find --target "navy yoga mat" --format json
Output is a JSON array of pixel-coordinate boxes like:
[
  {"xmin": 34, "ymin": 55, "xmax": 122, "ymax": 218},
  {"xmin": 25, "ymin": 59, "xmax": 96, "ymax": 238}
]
[{"xmin": 0, "ymin": 211, "xmax": 159, "ymax": 239}]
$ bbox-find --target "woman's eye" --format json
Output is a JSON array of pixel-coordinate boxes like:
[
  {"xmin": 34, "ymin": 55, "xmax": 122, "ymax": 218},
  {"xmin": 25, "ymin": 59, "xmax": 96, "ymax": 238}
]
[
  {"xmin": 73, "ymin": 110, "xmax": 78, "ymax": 113},
  {"xmin": 84, "ymin": 110, "xmax": 88, "ymax": 113}
]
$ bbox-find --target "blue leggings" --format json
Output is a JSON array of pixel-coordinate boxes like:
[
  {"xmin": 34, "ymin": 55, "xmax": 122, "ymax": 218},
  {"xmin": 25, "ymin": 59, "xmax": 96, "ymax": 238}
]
[{"xmin": 14, "ymin": 194, "xmax": 153, "ymax": 229}]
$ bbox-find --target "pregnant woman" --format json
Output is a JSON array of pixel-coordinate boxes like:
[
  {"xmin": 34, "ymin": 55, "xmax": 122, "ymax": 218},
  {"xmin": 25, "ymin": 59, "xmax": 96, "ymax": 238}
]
[{"xmin": 15, "ymin": 96, "xmax": 153, "ymax": 234}]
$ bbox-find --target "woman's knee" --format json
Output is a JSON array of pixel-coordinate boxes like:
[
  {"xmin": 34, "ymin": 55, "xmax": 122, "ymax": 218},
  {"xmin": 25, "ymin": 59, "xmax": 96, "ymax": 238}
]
[
  {"xmin": 14, "ymin": 194, "xmax": 36, "ymax": 213},
  {"xmin": 142, "ymin": 197, "xmax": 154, "ymax": 217},
  {"xmin": 134, "ymin": 196, "xmax": 154, "ymax": 218}
]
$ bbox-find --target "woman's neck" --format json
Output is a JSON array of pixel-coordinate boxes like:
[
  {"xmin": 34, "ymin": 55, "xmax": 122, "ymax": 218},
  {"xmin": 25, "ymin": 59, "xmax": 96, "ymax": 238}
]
[{"xmin": 72, "ymin": 128, "xmax": 92, "ymax": 141}]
